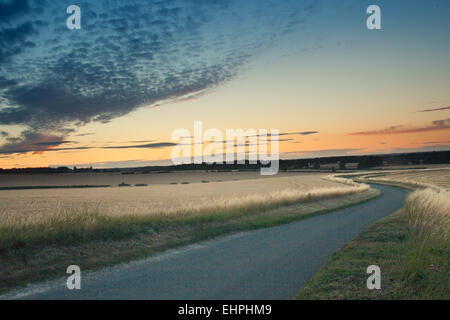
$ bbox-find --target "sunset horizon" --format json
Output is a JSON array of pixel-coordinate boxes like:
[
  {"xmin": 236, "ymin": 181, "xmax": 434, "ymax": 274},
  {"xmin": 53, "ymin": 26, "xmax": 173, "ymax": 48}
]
[{"xmin": 1, "ymin": 0, "xmax": 449, "ymax": 169}]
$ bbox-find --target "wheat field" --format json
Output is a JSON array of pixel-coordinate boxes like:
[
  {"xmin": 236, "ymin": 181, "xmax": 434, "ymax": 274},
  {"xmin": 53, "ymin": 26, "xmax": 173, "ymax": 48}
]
[
  {"xmin": 365, "ymin": 168, "xmax": 450, "ymax": 190},
  {"xmin": 362, "ymin": 168, "xmax": 449, "ymax": 234},
  {"xmin": 0, "ymin": 172, "xmax": 368, "ymax": 228}
]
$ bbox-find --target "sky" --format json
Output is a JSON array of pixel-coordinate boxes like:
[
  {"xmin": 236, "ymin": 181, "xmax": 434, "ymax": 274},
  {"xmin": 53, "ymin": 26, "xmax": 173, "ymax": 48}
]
[{"xmin": 0, "ymin": 0, "xmax": 449, "ymax": 168}]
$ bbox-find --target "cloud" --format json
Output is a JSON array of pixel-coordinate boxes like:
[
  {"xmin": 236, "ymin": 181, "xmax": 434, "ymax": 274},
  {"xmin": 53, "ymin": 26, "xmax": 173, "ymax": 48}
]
[
  {"xmin": 75, "ymin": 133, "xmax": 95, "ymax": 137},
  {"xmin": 32, "ymin": 141, "xmax": 73, "ymax": 146},
  {"xmin": 126, "ymin": 140, "xmax": 156, "ymax": 144},
  {"xmin": 0, "ymin": 76, "xmax": 17, "ymax": 89},
  {"xmin": 40, "ymin": 146, "xmax": 93, "ymax": 152},
  {"xmin": 0, "ymin": 0, "xmax": 319, "ymax": 148},
  {"xmin": 0, "ymin": 21, "xmax": 37, "ymax": 64},
  {"xmin": 350, "ymin": 119, "xmax": 450, "ymax": 135},
  {"xmin": 0, "ymin": 131, "xmax": 70, "ymax": 154},
  {"xmin": 418, "ymin": 106, "xmax": 450, "ymax": 112},
  {"xmin": 276, "ymin": 131, "xmax": 319, "ymax": 136},
  {"xmin": 240, "ymin": 131, "xmax": 318, "ymax": 138},
  {"xmin": 292, "ymin": 131, "xmax": 319, "ymax": 136},
  {"xmin": 0, "ymin": 137, "xmax": 176, "ymax": 154},
  {"xmin": 0, "ymin": 0, "xmax": 31, "ymax": 23},
  {"xmin": 102, "ymin": 142, "xmax": 176, "ymax": 149}
]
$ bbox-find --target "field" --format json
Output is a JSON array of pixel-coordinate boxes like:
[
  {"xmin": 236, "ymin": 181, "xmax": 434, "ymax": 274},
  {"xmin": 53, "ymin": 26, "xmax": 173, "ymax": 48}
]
[
  {"xmin": 0, "ymin": 172, "xmax": 364, "ymax": 227},
  {"xmin": 362, "ymin": 168, "xmax": 450, "ymax": 189},
  {"xmin": 0, "ymin": 170, "xmax": 299, "ymax": 187},
  {"xmin": 0, "ymin": 171, "xmax": 377, "ymax": 294},
  {"xmin": 297, "ymin": 169, "xmax": 450, "ymax": 299}
]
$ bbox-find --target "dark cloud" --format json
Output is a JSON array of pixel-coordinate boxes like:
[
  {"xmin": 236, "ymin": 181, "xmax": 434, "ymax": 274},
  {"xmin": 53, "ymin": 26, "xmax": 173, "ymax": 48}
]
[
  {"xmin": 0, "ymin": 131, "xmax": 68, "ymax": 154},
  {"xmin": 418, "ymin": 106, "xmax": 450, "ymax": 112},
  {"xmin": 0, "ymin": 0, "xmax": 31, "ymax": 23},
  {"xmin": 0, "ymin": 21, "xmax": 38, "ymax": 63},
  {"xmin": 126, "ymin": 140, "xmax": 155, "ymax": 143},
  {"xmin": 0, "ymin": 132, "xmax": 175, "ymax": 154},
  {"xmin": 0, "ymin": 0, "xmax": 319, "ymax": 154},
  {"xmin": 0, "ymin": 76, "xmax": 17, "ymax": 89},
  {"xmin": 350, "ymin": 119, "xmax": 450, "ymax": 135},
  {"xmin": 75, "ymin": 132, "xmax": 95, "ymax": 137},
  {"xmin": 33, "ymin": 141, "xmax": 73, "ymax": 146},
  {"xmin": 281, "ymin": 131, "xmax": 319, "ymax": 136},
  {"xmin": 240, "ymin": 131, "xmax": 318, "ymax": 138},
  {"xmin": 253, "ymin": 131, "xmax": 319, "ymax": 137},
  {"xmin": 102, "ymin": 142, "xmax": 176, "ymax": 149}
]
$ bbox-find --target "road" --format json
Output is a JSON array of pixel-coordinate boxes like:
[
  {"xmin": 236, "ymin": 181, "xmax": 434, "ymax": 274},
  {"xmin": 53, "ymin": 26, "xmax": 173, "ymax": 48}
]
[{"xmin": 6, "ymin": 184, "xmax": 408, "ymax": 300}]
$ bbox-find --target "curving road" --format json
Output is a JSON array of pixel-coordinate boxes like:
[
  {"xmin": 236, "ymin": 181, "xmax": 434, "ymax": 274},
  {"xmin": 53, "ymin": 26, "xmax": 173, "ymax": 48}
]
[{"xmin": 6, "ymin": 184, "xmax": 408, "ymax": 300}]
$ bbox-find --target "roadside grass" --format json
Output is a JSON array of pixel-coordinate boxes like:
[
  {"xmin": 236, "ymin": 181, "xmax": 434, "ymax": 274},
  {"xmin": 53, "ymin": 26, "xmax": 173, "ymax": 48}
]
[
  {"xmin": 296, "ymin": 210, "xmax": 413, "ymax": 299},
  {"xmin": 296, "ymin": 187, "xmax": 449, "ymax": 300},
  {"xmin": 401, "ymin": 188, "xmax": 449, "ymax": 299},
  {"xmin": 0, "ymin": 188, "xmax": 380, "ymax": 295}
]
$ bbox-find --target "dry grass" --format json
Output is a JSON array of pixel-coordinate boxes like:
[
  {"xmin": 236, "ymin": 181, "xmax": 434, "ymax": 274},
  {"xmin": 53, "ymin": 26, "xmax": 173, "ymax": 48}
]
[
  {"xmin": 0, "ymin": 173, "xmax": 365, "ymax": 229},
  {"xmin": 0, "ymin": 182, "xmax": 369, "ymax": 246},
  {"xmin": 400, "ymin": 188, "xmax": 450, "ymax": 298},
  {"xmin": 297, "ymin": 169, "xmax": 449, "ymax": 299},
  {"xmin": 405, "ymin": 188, "xmax": 450, "ymax": 240},
  {"xmin": 362, "ymin": 168, "xmax": 450, "ymax": 190}
]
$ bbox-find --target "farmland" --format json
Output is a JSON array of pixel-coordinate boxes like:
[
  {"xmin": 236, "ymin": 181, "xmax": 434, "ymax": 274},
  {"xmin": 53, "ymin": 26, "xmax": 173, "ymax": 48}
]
[
  {"xmin": 0, "ymin": 171, "xmax": 377, "ymax": 294},
  {"xmin": 362, "ymin": 168, "xmax": 450, "ymax": 189},
  {"xmin": 0, "ymin": 172, "xmax": 365, "ymax": 227}
]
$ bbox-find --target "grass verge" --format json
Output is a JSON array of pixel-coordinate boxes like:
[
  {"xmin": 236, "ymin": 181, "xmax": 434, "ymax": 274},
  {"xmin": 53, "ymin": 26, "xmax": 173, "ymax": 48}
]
[
  {"xmin": 0, "ymin": 188, "xmax": 380, "ymax": 295},
  {"xmin": 296, "ymin": 192, "xmax": 449, "ymax": 300}
]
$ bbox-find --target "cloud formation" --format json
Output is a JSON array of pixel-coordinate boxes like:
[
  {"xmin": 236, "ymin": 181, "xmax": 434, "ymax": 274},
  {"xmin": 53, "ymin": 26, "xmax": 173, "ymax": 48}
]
[
  {"xmin": 0, "ymin": 0, "xmax": 318, "ymax": 154},
  {"xmin": 418, "ymin": 106, "xmax": 450, "ymax": 112},
  {"xmin": 0, "ymin": 137, "xmax": 178, "ymax": 155},
  {"xmin": 102, "ymin": 142, "xmax": 176, "ymax": 149},
  {"xmin": 350, "ymin": 119, "xmax": 450, "ymax": 135},
  {"xmin": 0, "ymin": 131, "xmax": 70, "ymax": 154},
  {"xmin": 279, "ymin": 131, "xmax": 319, "ymax": 136}
]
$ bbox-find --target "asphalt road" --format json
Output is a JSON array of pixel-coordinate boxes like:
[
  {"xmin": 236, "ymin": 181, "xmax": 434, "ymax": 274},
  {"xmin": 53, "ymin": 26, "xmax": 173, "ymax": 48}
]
[{"xmin": 8, "ymin": 184, "xmax": 408, "ymax": 300}]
